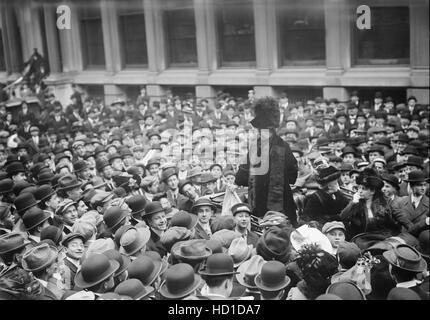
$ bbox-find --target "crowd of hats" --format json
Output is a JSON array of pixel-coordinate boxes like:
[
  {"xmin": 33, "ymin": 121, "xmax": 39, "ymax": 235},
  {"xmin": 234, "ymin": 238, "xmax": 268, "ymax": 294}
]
[{"xmin": 0, "ymin": 89, "xmax": 429, "ymax": 300}]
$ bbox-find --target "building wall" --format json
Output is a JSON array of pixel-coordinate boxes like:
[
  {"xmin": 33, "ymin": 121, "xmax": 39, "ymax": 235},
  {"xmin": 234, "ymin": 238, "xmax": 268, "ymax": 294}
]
[{"xmin": 0, "ymin": 0, "xmax": 428, "ymax": 107}]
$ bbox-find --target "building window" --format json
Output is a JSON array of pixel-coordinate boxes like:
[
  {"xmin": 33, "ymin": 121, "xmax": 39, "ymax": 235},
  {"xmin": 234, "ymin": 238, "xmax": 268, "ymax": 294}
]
[
  {"xmin": 164, "ymin": 1, "xmax": 197, "ymax": 67},
  {"xmin": 216, "ymin": 0, "xmax": 256, "ymax": 67},
  {"xmin": 118, "ymin": 0, "xmax": 148, "ymax": 67},
  {"xmin": 278, "ymin": 0, "xmax": 326, "ymax": 66},
  {"xmin": 79, "ymin": 3, "xmax": 105, "ymax": 69},
  {"xmin": 353, "ymin": 7, "xmax": 409, "ymax": 65}
]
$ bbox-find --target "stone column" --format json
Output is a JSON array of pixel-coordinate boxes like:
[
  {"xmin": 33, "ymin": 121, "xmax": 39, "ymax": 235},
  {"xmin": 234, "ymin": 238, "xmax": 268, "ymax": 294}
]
[
  {"xmin": 101, "ymin": 0, "xmax": 122, "ymax": 73},
  {"xmin": 0, "ymin": 4, "xmax": 22, "ymax": 73},
  {"xmin": 144, "ymin": 0, "xmax": 166, "ymax": 77},
  {"xmin": 43, "ymin": 3, "xmax": 62, "ymax": 73}
]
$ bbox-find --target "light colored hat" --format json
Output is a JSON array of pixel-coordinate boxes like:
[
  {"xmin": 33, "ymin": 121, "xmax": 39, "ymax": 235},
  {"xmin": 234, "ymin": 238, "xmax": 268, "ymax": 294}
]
[
  {"xmin": 290, "ymin": 225, "xmax": 333, "ymax": 254},
  {"xmin": 228, "ymin": 237, "xmax": 253, "ymax": 268},
  {"xmin": 85, "ymin": 238, "xmax": 116, "ymax": 257},
  {"xmin": 322, "ymin": 221, "xmax": 346, "ymax": 234},
  {"xmin": 119, "ymin": 227, "xmax": 151, "ymax": 256},
  {"xmin": 235, "ymin": 255, "xmax": 265, "ymax": 289}
]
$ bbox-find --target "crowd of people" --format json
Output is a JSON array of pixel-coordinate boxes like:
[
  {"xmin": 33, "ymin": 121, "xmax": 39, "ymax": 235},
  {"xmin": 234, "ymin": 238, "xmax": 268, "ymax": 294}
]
[{"xmin": 0, "ymin": 83, "xmax": 428, "ymax": 300}]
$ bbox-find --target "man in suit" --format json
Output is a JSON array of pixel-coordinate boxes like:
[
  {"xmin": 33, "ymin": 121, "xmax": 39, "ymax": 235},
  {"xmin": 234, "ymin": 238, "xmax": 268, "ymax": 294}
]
[
  {"xmin": 383, "ymin": 244, "xmax": 429, "ymax": 300},
  {"xmin": 161, "ymin": 168, "xmax": 188, "ymax": 209},
  {"xmin": 25, "ymin": 125, "xmax": 42, "ymax": 156},
  {"xmin": 165, "ymin": 103, "xmax": 180, "ymax": 129},
  {"xmin": 209, "ymin": 104, "xmax": 229, "ymax": 127},
  {"xmin": 191, "ymin": 198, "xmax": 216, "ymax": 240},
  {"xmin": 231, "ymin": 203, "xmax": 260, "ymax": 247},
  {"xmin": 392, "ymin": 170, "xmax": 429, "ymax": 237}
]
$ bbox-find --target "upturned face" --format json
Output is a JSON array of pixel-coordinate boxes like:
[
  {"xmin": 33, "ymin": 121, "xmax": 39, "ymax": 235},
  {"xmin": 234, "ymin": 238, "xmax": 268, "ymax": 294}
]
[
  {"xmin": 149, "ymin": 211, "xmax": 167, "ymax": 232},
  {"xmin": 66, "ymin": 238, "xmax": 85, "ymax": 260}
]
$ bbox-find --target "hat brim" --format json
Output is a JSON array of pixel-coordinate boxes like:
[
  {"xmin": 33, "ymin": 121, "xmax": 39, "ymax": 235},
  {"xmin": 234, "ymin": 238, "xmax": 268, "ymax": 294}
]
[
  {"xmin": 119, "ymin": 227, "xmax": 151, "ymax": 256},
  {"xmin": 22, "ymin": 245, "xmax": 58, "ymax": 273},
  {"xmin": 115, "ymin": 255, "xmax": 131, "ymax": 277},
  {"xmin": 191, "ymin": 203, "xmax": 217, "ymax": 213},
  {"xmin": 37, "ymin": 189, "xmax": 57, "ymax": 203},
  {"xmin": 24, "ymin": 211, "xmax": 51, "ymax": 231},
  {"xmin": 159, "ymin": 274, "xmax": 202, "ymax": 299},
  {"xmin": 383, "ymin": 250, "xmax": 427, "ymax": 273},
  {"xmin": 61, "ymin": 233, "xmax": 86, "ymax": 247},
  {"xmin": 317, "ymin": 171, "xmax": 341, "ymax": 185},
  {"xmin": 74, "ymin": 260, "xmax": 120, "ymax": 289},
  {"xmin": 173, "ymin": 246, "xmax": 212, "ymax": 262},
  {"xmin": 255, "ymin": 274, "xmax": 291, "ymax": 292},
  {"xmin": 60, "ymin": 182, "xmax": 82, "ymax": 191},
  {"xmin": 142, "ymin": 208, "xmax": 165, "ymax": 217},
  {"xmin": 134, "ymin": 286, "xmax": 155, "ymax": 300},
  {"xmin": 0, "ymin": 239, "xmax": 31, "ymax": 255},
  {"xmin": 232, "ymin": 246, "xmax": 254, "ymax": 268}
]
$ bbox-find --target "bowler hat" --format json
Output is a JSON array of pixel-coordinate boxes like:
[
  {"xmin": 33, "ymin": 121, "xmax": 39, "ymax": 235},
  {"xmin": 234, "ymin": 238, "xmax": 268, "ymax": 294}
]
[
  {"xmin": 326, "ymin": 282, "xmax": 366, "ymax": 300},
  {"xmin": 228, "ymin": 237, "xmax": 253, "ymax": 268},
  {"xmin": 14, "ymin": 193, "xmax": 39, "ymax": 216},
  {"xmin": 22, "ymin": 243, "xmax": 58, "ymax": 273},
  {"xmin": 0, "ymin": 178, "xmax": 14, "ymax": 194},
  {"xmin": 119, "ymin": 227, "xmax": 151, "ymax": 256},
  {"xmin": 103, "ymin": 249, "xmax": 131, "ymax": 277},
  {"xmin": 316, "ymin": 165, "xmax": 341, "ymax": 185},
  {"xmin": 41, "ymin": 225, "xmax": 64, "ymax": 245},
  {"xmin": 418, "ymin": 230, "xmax": 429, "ymax": 260},
  {"xmin": 34, "ymin": 185, "xmax": 56, "ymax": 202},
  {"xmin": 95, "ymin": 159, "xmax": 110, "ymax": 172},
  {"xmin": 143, "ymin": 201, "xmax": 164, "ymax": 218},
  {"xmin": 37, "ymin": 171, "xmax": 55, "ymax": 185},
  {"xmin": 256, "ymin": 226, "xmax": 291, "ymax": 263},
  {"xmin": 22, "ymin": 207, "xmax": 50, "ymax": 231},
  {"xmin": 6, "ymin": 162, "xmax": 26, "ymax": 176},
  {"xmin": 170, "ymin": 211, "xmax": 198, "ymax": 230},
  {"xmin": 235, "ymin": 255, "xmax": 265, "ymax": 289},
  {"xmin": 73, "ymin": 160, "xmax": 88, "ymax": 173},
  {"xmin": 0, "ymin": 232, "xmax": 30, "ymax": 255},
  {"xmin": 58, "ymin": 174, "xmax": 82, "ymax": 191},
  {"xmin": 191, "ymin": 198, "xmax": 217, "ymax": 213},
  {"xmin": 199, "ymin": 252, "xmax": 238, "ymax": 277},
  {"xmin": 160, "ymin": 167, "xmax": 177, "ymax": 183},
  {"xmin": 341, "ymin": 146, "xmax": 358, "ymax": 158},
  {"xmin": 127, "ymin": 256, "xmax": 162, "ymax": 286},
  {"xmin": 159, "ymin": 263, "xmax": 202, "ymax": 299},
  {"xmin": 74, "ymin": 254, "xmax": 120, "ymax": 289},
  {"xmin": 403, "ymin": 170, "xmax": 428, "ymax": 183},
  {"xmin": 383, "ymin": 244, "xmax": 427, "ymax": 273},
  {"xmin": 145, "ymin": 157, "xmax": 160, "ymax": 169},
  {"xmin": 255, "ymin": 260, "xmax": 291, "ymax": 292},
  {"xmin": 172, "ymin": 239, "xmax": 212, "ymax": 263},
  {"xmin": 405, "ymin": 156, "xmax": 424, "ymax": 169},
  {"xmin": 381, "ymin": 173, "xmax": 400, "ymax": 191},
  {"xmin": 178, "ymin": 180, "xmax": 193, "ymax": 194},
  {"xmin": 114, "ymin": 279, "xmax": 154, "ymax": 300},
  {"xmin": 125, "ymin": 195, "xmax": 147, "ymax": 220},
  {"xmin": 103, "ymin": 206, "xmax": 129, "ymax": 231},
  {"xmin": 108, "ymin": 153, "xmax": 122, "ymax": 164}
]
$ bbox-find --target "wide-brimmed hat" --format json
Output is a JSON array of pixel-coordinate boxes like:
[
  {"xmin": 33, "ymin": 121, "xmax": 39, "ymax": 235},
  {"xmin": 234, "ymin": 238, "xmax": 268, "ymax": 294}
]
[
  {"xmin": 326, "ymin": 282, "xmax": 366, "ymax": 300},
  {"xmin": 341, "ymin": 146, "xmax": 358, "ymax": 158},
  {"xmin": 191, "ymin": 198, "xmax": 217, "ymax": 213},
  {"xmin": 170, "ymin": 211, "xmax": 198, "ymax": 230},
  {"xmin": 0, "ymin": 232, "xmax": 30, "ymax": 255},
  {"xmin": 34, "ymin": 185, "xmax": 56, "ymax": 203},
  {"xmin": 159, "ymin": 263, "xmax": 202, "ymax": 299},
  {"xmin": 355, "ymin": 169, "xmax": 384, "ymax": 190},
  {"xmin": 255, "ymin": 260, "xmax": 291, "ymax": 292},
  {"xmin": 290, "ymin": 225, "xmax": 333, "ymax": 254},
  {"xmin": 172, "ymin": 239, "xmax": 212, "ymax": 263},
  {"xmin": 383, "ymin": 244, "xmax": 427, "ymax": 273},
  {"xmin": 316, "ymin": 165, "xmax": 341, "ymax": 185},
  {"xmin": 119, "ymin": 227, "xmax": 151, "ymax": 256},
  {"xmin": 86, "ymin": 238, "xmax": 116, "ymax": 257},
  {"xmin": 58, "ymin": 174, "xmax": 82, "ymax": 191},
  {"xmin": 22, "ymin": 243, "xmax": 58, "ymax": 273},
  {"xmin": 127, "ymin": 255, "xmax": 162, "ymax": 286},
  {"xmin": 103, "ymin": 206, "xmax": 129, "ymax": 231},
  {"xmin": 74, "ymin": 253, "xmax": 120, "ymax": 289},
  {"xmin": 256, "ymin": 226, "xmax": 292, "ymax": 263},
  {"xmin": 228, "ymin": 237, "xmax": 253, "ymax": 268},
  {"xmin": 14, "ymin": 193, "xmax": 39, "ymax": 216},
  {"xmin": 114, "ymin": 279, "xmax": 154, "ymax": 300},
  {"xmin": 103, "ymin": 249, "xmax": 131, "ymax": 277},
  {"xmin": 403, "ymin": 170, "xmax": 428, "ymax": 183},
  {"xmin": 235, "ymin": 255, "xmax": 265, "ymax": 289},
  {"xmin": 210, "ymin": 230, "xmax": 241, "ymax": 249},
  {"xmin": 22, "ymin": 207, "xmax": 50, "ymax": 231}
]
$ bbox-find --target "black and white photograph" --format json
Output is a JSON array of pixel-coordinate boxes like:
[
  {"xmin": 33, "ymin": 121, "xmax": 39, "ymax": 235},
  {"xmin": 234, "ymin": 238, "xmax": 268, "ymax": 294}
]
[{"xmin": 0, "ymin": 0, "xmax": 428, "ymax": 304}]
